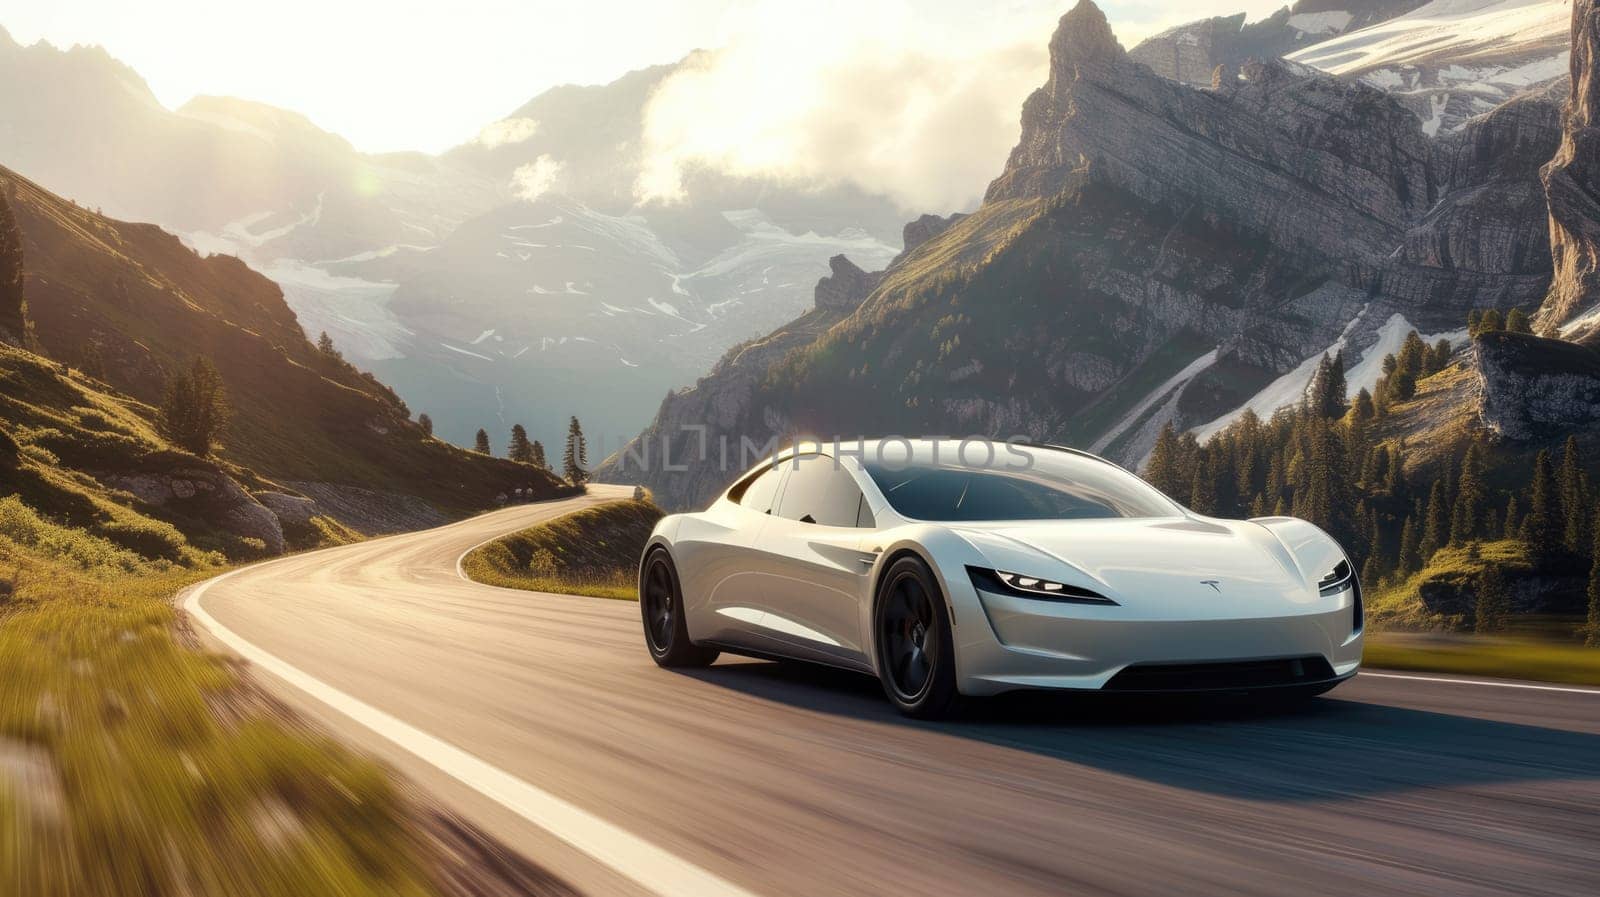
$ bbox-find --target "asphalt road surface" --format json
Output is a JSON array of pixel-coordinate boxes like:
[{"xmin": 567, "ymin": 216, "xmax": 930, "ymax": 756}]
[{"xmin": 187, "ymin": 487, "xmax": 1600, "ymax": 897}]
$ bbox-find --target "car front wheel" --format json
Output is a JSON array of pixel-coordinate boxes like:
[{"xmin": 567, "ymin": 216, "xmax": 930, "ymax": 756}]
[{"xmin": 874, "ymin": 555, "xmax": 960, "ymax": 719}]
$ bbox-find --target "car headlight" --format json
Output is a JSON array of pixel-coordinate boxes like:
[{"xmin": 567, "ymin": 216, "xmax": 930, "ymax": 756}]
[
  {"xmin": 966, "ymin": 566, "xmax": 1117, "ymax": 605},
  {"xmin": 1318, "ymin": 559, "xmax": 1354, "ymax": 595}
]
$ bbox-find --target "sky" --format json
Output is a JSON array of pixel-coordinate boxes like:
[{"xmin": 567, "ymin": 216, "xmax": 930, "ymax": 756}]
[{"xmin": 4, "ymin": 1, "xmax": 1288, "ymax": 155}]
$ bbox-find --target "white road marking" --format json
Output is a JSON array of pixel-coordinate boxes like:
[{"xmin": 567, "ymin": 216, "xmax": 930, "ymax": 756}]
[
  {"xmin": 183, "ymin": 512, "xmax": 758, "ymax": 897},
  {"xmin": 1363, "ymin": 671, "xmax": 1600, "ymax": 695}
]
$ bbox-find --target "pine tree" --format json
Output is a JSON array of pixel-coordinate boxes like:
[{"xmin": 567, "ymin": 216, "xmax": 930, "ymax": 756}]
[
  {"xmin": 1380, "ymin": 332, "xmax": 1428, "ymax": 403},
  {"xmin": 1449, "ymin": 442, "xmax": 1486, "ymax": 545},
  {"xmin": 1477, "ymin": 308, "xmax": 1504, "ymax": 334},
  {"xmin": 530, "ymin": 440, "xmax": 548, "ymax": 471},
  {"xmin": 1360, "ymin": 519, "xmax": 1386, "ymax": 589},
  {"xmin": 1384, "ymin": 441, "xmax": 1406, "ymax": 496},
  {"xmin": 1588, "ymin": 518, "xmax": 1600, "ymax": 648},
  {"xmin": 1503, "ymin": 494, "xmax": 1521, "ymax": 540},
  {"xmin": 474, "ymin": 429, "xmax": 491, "ymax": 455},
  {"xmin": 1327, "ymin": 349, "xmax": 1347, "ymax": 416},
  {"xmin": 1558, "ymin": 435, "xmax": 1588, "ymax": 555},
  {"xmin": 1145, "ymin": 423, "xmax": 1185, "ymax": 497},
  {"xmin": 1467, "ymin": 308, "xmax": 1483, "ymax": 337},
  {"xmin": 158, "ymin": 357, "xmax": 230, "ymax": 457},
  {"xmin": 1398, "ymin": 516, "xmax": 1421, "ymax": 575},
  {"xmin": 1521, "ymin": 449, "xmax": 1558, "ymax": 559},
  {"xmin": 1419, "ymin": 480, "xmax": 1448, "ymax": 562},
  {"xmin": 0, "ymin": 182, "xmax": 25, "ymax": 343},
  {"xmin": 508, "ymin": 424, "xmax": 534, "ymax": 463},
  {"xmin": 317, "ymin": 331, "xmax": 340, "ymax": 359},
  {"xmin": 1474, "ymin": 564, "xmax": 1510, "ymax": 633},
  {"xmin": 1310, "ymin": 352, "xmax": 1346, "ymax": 418},
  {"xmin": 1351, "ymin": 387, "xmax": 1375, "ymax": 423},
  {"xmin": 1300, "ymin": 418, "xmax": 1354, "ymax": 543},
  {"xmin": 1505, "ymin": 308, "xmax": 1533, "ymax": 334},
  {"xmin": 1188, "ymin": 460, "xmax": 1216, "ymax": 514},
  {"xmin": 1361, "ymin": 444, "xmax": 1391, "ymax": 490},
  {"xmin": 563, "ymin": 416, "xmax": 589, "ymax": 485},
  {"xmin": 418, "ymin": 413, "xmax": 433, "ymax": 437}
]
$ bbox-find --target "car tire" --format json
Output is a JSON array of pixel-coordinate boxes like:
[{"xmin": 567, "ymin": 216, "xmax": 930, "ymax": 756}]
[
  {"xmin": 640, "ymin": 548, "xmax": 719, "ymax": 668},
  {"xmin": 874, "ymin": 555, "xmax": 961, "ymax": 719}
]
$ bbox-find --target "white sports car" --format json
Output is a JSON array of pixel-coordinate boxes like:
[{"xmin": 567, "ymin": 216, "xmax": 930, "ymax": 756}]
[{"xmin": 638, "ymin": 440, "xmax": 1362, "ymax": 718}]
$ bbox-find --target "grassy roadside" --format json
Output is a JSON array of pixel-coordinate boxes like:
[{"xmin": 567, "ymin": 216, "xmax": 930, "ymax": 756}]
[
  {"xmin": 1364, "ymin": 632, "xmax": 1600, "ymax": 687},
  {"xmin": 0, "ymin": 499, "xmax": 454, "ymax": 897},
  {"xmin": 461, "ymin": 499, "xmax": 662, "ymax": 601}
]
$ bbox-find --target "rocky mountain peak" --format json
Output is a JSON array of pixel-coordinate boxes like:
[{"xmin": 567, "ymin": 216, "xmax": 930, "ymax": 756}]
[
  {"xmin": 1049, "ymin": 1, "xmax": 1125, "ymax": 78},
  {"xmin": 814, "ymin": 254, "xmax": 883, "ymax": 313},
  {"xmin": 1537, "ymin": 0, "xmax": 1600, "ymax": 342},
  {"xmin": 899, "ymin": 212, "xmax": 968, "ymax": 259}
]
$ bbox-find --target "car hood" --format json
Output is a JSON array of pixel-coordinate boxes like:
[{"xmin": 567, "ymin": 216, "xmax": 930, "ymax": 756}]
[{"xmin": 956, "ymin": 517, "xmax": 1326, "ymax": 616}]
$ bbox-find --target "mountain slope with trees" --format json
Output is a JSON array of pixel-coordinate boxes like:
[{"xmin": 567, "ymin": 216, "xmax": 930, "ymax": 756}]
[{"xmin": 1, "ymin": 166, "xmax": 564, "ymax": 523}]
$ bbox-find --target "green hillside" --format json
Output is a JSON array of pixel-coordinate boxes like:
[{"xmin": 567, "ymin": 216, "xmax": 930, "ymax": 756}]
[{"xmin": 462, "ymin": 498, "xmax": 662, "ymax": 600}]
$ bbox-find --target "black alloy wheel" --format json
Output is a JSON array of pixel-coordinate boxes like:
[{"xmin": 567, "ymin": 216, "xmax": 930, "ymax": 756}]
[
  {"xmin": 874, "ymin": 556, "xmax": 960, "ymax": 718},
  {"xmin": 639, "ymin": 548, "xmax": 719, "ymax": 668}
]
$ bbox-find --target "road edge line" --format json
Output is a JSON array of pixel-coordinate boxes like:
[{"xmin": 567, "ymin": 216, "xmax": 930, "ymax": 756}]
[
  {"xmin": 182, "ymin": 504, "xmax": 759, "ymax": 897},
  {"xmin": 1362, "ymin": 670, "xmax": 1600, "ymax": 695}
]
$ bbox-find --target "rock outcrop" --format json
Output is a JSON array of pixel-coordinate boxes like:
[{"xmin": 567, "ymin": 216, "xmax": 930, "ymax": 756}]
[
  {"xmin": 1418, "ymin": 566, "xmax": 1587, "ymax": 616},
  {"xmin": 255, "ymin": 491, "xmax": 319, "ymax": 528},
  {"xmin": 898, "ymin": 213, "xmax": 968, "ymax": 260},
  {"xmin": 813, "ymin": 255, "xmax": 883, "ymax": 314},
  {"xmin": 103, "ymin": 456, "xmax": 286, "ymax": 554},
  {"xmin": 1475, "ymin": 330, "xmax": 1600, "ymax": 439},
  {"xmin": 1537, "ymin": 0, "xmax": 1600, "ymax": 341}
]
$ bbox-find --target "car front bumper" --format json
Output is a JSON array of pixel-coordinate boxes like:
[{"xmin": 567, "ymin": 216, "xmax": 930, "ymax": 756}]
[{"xmin": 951, "ymin": 586, "xmax": 1363, "ymax": 697}]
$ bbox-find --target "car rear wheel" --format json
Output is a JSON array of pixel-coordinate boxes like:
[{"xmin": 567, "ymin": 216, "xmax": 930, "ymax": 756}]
[
  {"xmin": 640, "ymin": 548, "xmax": 719, "ymax": 668},
  {"xmin": 874, "ymin": 555, "xmax": 960, "ymax": 719}
]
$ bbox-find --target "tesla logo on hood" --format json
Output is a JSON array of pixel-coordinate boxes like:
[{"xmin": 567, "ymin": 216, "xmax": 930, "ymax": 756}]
[{"xmin": 1200, "ymin": 580, "xmax": 1222, "ymax": 592}]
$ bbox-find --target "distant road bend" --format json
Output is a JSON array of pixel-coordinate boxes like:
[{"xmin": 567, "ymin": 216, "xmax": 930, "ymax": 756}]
[{"xmin": 187, "ymin": 488, "xmax": 1600, "ymax": 897}]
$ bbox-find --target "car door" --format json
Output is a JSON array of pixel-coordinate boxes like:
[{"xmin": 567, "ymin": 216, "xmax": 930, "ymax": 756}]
[
  {"xmin": 752, "ymin": 453, "xmax": 878, "ymax": 668},
  {"xmin": 681, "ymin": 461, "xmax": 789, "ymax": 648}
]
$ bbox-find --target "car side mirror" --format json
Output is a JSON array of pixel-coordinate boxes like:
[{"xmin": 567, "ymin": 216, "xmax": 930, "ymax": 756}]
[{"xmin": 799, "ymin": 514, "xmax": 816, "ymax": 524}]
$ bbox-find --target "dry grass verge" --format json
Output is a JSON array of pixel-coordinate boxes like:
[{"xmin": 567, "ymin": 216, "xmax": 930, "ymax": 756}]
[{"xmin": 462, "ymin": 499, "xmax": 663, "ymax": 601}]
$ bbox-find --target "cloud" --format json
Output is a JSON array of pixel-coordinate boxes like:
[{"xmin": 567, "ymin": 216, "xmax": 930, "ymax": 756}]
[
  {"xmin": 634, "ymin": 1, "xmax": 1056, "ymax": 214},
  {"xmin": 511, "ymin": 155, "xmax": 564, "ymax": 201},
  {"xmin": 475, "ymin": 116, "xmax": 540, "ymax": 149}
]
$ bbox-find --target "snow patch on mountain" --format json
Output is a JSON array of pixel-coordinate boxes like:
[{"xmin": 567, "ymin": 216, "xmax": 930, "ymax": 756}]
[
  {"xmin": 1290, "ymin": 0, "xmax": 1572, "ymax": 133},
  {"xmin": 441, "ymin": 343, "xmax": 494, "ymax": 362},
  {"xmin": 1194, "ymin": 312, "xmax": 1470, "ymax": 442},
  {"xmin": 1090, "ymin": 347, "xmax": 1221, "ymax": 453},
  {"xmin": 1194, "ymin": 311, "xmax": 1371, "ymax": 442}
]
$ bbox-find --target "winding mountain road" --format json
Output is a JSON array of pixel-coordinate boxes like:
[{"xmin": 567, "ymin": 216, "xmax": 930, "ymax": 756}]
[{"xmin": 185, "ymin": 488, "xmax": 1600, "ymax": 897}]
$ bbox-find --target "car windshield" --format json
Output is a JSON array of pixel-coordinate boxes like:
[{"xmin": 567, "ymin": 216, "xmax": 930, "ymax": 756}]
[{"xmin": 862, "ymin": 446, "xmax": 1181, "ymax": 522}]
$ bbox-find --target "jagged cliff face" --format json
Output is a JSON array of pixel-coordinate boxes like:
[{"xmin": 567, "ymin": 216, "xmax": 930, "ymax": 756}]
[
  {"xmin": 1537, "ymin": 0, "xmax": 1600, "ymax": 341},
  {"xmin": 989, "ymin": 4, "xmax": 1432, "ymax": 266},
  {"xmin": 600, "ymin": 0, "xmax": 1575, "ymax": 510}
]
